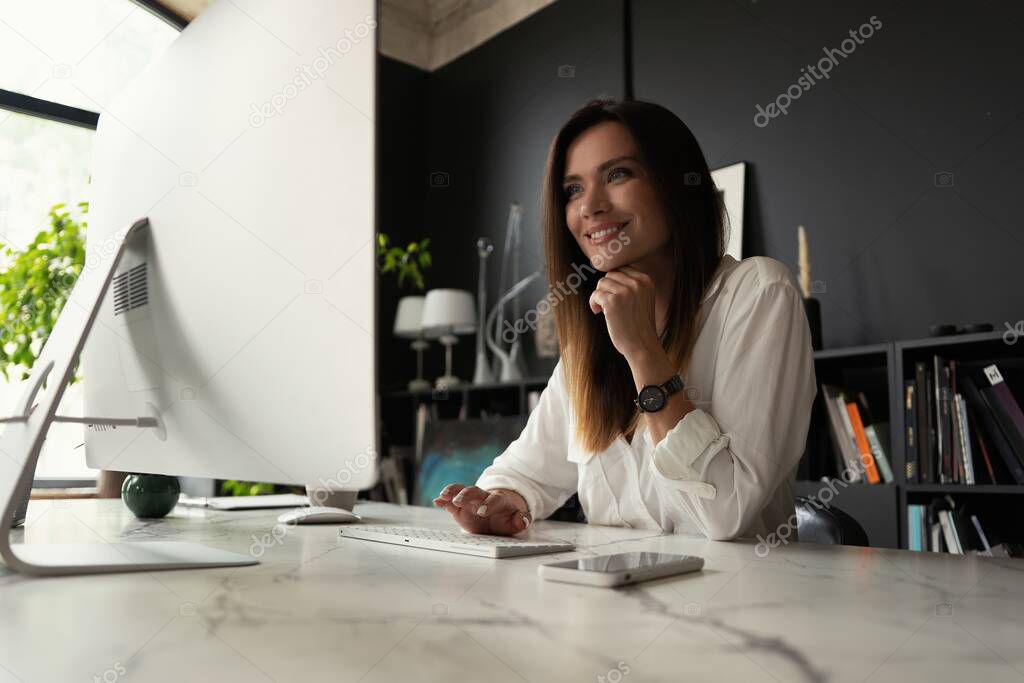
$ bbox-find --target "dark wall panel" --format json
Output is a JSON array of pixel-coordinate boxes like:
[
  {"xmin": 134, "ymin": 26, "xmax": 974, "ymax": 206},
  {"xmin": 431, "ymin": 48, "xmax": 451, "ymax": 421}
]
[
  {"xmin": 377, "ymin": 56, "xmax": 430, "ymax": 391},
  {"xmin": 420, "ymin": 0, "xmax": 625, "ymax": 383},
  {"xmin": 631, "ymin": 0, "xmax": 1024, "ymax": 348}
]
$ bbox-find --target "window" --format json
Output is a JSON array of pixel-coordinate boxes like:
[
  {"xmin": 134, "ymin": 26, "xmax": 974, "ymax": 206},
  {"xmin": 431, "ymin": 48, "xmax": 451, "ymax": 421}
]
[{"xmin": 0, "ymin": 0, "xmax": 179, "ymax": 481}]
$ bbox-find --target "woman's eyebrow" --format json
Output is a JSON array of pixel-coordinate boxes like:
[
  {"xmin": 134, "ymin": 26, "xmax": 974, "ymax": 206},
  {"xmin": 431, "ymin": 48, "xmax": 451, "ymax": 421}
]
[{"xmin": 563, "ymin": 155, "xmax": 639, "ymax": 184}]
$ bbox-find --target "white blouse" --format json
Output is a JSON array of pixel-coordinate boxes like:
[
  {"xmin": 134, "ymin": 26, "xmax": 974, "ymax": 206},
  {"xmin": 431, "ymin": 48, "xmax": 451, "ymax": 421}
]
[{"xmin": 475, "ymin": 255, "xmax": 818, "ymax": 541}]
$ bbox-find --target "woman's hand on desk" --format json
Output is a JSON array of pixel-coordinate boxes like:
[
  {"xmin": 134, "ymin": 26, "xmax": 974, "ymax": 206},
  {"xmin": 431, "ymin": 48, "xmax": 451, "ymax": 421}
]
[{"xmin": 432, "ymin": 484, "xmax": 531, "ymax": 536}]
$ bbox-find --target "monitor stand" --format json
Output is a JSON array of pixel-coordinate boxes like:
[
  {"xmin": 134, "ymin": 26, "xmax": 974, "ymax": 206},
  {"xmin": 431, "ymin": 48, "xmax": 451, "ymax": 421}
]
[{"xmin": 0, "ymin": 218, "xmax": 258, "ymax": 576}]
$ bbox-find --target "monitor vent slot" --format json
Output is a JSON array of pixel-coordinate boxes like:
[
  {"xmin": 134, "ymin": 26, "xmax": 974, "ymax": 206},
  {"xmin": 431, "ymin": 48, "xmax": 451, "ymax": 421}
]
[{"xmin": 112, "ymin": 263, "xmax": 149, "ymax": 315}]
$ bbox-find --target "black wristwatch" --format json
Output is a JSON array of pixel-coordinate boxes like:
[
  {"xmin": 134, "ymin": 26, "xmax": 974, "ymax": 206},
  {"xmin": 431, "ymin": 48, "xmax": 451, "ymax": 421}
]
[{"xmin": 634, "ymin": 374, "xmax": 684, "ymax": 413}]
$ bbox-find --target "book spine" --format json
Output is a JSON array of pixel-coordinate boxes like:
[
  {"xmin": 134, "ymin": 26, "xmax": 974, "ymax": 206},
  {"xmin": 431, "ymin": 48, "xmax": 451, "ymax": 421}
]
[
  {"xmin": 924, "ymin": 368, "xmax": 936, "ymax": 484},
  {"xmin": 822, "ymin": 385, "xmax": 858, "ymax": 480},
  {"xmin": 865, "ymin": 424, "xmax": 894, "ymax": 483},
  {"xmin": 950, "ymin": 360, "xmax": 963, "ymax": 483},
  {"xmin": 938, "ymin": 510, "xmax": 961, "ymax": 554},
  {"xmin": 956, "ymin": 395, "xmax": 976, "ymax": 485},
  {"xmin": 914, "ymin": 365, "xmax": 928, "ymax": 483},
  {"xmin": 934, "ymin": 356, "xmax": 945, "ymax": 482},
  {"xmin": 940, "ymin": 365, "xmax": 954, "ymax": 483},
  {"xmin": 905, "ymin": 381, "xmax": 917, "ymax": 483},
  {"xmin": 950, "ymin": 385, "xmax": 963, "ymax": 484},
  {"xmin": 909, "ymin": 505, "xmax": 925, "ymax": 551},
  {"xmin": 971, "ymin": 514, "xmax": 992, "ymax": 556},
  {"xmin": 847, "ymin": 403, "xmax": 881, "ymax": 484},
  {"xmin": 836, "ymin": 395, "xmax": 864, "ymax": 481}
]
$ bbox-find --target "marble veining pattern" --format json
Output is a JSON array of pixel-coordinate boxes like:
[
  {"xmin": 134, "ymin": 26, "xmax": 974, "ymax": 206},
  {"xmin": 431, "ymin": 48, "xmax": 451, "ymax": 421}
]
[{"xmin": 1, "ymin": 500, "xmax": 1022, "ymax": 683}]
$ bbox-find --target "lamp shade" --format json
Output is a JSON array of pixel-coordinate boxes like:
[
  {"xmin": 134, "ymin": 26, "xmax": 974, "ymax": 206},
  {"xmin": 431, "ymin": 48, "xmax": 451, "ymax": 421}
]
[
  {"xmin": 421, "ymin": 289, "xmax": 476, "ymax": 338},
  {"xmin": 393, "ymin": 296, "xmax": 425, "ymax": 338}
]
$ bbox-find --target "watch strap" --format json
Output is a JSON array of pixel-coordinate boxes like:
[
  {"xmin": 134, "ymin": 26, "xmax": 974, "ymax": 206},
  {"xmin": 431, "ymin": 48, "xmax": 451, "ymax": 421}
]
[{"xmin": 661, "ymin": 374, "xmax": 684, "ymax": 397}]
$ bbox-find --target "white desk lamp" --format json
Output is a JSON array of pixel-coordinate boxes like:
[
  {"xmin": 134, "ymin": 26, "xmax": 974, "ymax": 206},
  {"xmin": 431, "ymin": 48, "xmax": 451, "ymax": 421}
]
[
  {"xmin": 393, "ymin": 296, "xmax": 431, "ymax": 392},
  {"xmin": 421, "ymin": 289, "xmax": 476, "ymax": 390}
]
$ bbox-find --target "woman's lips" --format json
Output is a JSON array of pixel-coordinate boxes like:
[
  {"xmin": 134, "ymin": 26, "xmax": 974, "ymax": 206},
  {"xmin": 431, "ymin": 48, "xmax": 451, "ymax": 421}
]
[{"xmin": 586, "ymin": 221, "xmax": 628, "ymax": 245}]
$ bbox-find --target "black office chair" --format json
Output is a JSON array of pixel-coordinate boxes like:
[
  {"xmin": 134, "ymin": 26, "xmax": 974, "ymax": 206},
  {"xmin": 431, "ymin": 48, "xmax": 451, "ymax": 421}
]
[{"xmin": 794, "ymin": 496, "xmax": 869, "ymax": 546}]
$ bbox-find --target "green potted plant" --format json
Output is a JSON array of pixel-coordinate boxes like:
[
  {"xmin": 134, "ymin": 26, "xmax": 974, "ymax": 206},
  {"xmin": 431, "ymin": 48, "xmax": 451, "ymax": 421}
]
[
  {"xmin": 376, "ymin": 233, "xmax": 431, "ymax": 290},
  {"xmin": 0, "ymin": 202, "xmax": 87, "ymax": 380}
]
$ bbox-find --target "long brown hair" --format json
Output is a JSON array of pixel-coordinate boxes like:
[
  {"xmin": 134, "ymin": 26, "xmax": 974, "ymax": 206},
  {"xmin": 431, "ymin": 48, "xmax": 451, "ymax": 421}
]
[{"xmin": 541, "ymin": 99, "xmax": 725, "ymax": 453}]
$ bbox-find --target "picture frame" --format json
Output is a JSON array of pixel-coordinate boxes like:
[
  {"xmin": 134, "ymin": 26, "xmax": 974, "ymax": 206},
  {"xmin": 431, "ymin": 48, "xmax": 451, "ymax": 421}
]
[{"xmin": 711, "ymin": 161, "xmax": 746, "ymax": 259}]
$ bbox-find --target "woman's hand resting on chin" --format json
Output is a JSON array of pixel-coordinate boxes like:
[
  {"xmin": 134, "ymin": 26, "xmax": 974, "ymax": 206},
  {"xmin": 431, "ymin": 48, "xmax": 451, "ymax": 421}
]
[
  {"xmin": 433, "ymin": 484, "xmax": 531, "ymax": 536},
  {"xmin": 589, "ymin": 265, "xmax": 662, "ymax": 360}
]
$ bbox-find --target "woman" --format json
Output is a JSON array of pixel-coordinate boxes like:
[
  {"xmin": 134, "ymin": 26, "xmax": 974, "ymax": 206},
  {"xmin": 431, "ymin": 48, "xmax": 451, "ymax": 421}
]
[{"xmin": 433, "ymin": 99, "xmax": 816, "ymax": 541}]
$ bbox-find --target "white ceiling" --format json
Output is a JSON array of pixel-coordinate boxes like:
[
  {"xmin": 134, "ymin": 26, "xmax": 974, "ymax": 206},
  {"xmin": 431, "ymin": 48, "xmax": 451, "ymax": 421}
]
[{"xmin": 152, "ymin": 0, "xmax": 556, "ymax": 71}]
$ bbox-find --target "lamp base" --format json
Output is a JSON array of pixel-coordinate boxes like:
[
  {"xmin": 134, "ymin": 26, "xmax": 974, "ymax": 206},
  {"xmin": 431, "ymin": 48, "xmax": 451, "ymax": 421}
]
[{"xmin": 435, "ymin": 375, "xmax": 462, "ymax": 390}]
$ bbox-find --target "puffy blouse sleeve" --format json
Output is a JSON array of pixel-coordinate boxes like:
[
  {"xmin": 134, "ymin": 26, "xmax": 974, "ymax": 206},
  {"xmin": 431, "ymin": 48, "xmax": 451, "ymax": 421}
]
[
  {"xmin": 475, "ymin": 360, "xmax": 579, "ymax": 521},
  {"xmin": 647, "ymin": 268, "xmax": 817, "ymax": 540}
]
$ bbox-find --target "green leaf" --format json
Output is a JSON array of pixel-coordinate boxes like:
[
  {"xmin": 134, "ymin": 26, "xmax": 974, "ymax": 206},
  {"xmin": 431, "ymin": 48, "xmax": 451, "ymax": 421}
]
[{"xmin": 0, "ymin": 201, "xmax": 87, "ymax": 380}]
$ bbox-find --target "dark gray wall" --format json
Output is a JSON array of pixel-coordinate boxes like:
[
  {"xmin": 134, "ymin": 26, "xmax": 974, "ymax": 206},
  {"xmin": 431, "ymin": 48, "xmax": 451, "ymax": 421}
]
[
  {"xmin": 416, "ymin": 0, "xmax": 625, "ymax": 385},
  {"xmin": 632, "ymin": 0, "xmax": 1024, "ymax": 348},
  {"xmin": 377, "ymin": 56, "xmax": 430, "ymax": 390}
]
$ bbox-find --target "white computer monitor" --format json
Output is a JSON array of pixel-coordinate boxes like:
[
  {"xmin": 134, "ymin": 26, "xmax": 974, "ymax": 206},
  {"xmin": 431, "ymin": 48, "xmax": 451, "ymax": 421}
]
[{"xmin": 82, "ymin": 0, "xmax": 378, "ymax": 493}]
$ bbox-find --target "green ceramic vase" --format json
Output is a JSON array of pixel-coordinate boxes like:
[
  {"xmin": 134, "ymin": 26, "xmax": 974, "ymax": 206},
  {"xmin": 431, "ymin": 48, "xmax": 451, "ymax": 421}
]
[{"xmin": 121, "ymin": 474, "xmax": 181, "ymax": 518}]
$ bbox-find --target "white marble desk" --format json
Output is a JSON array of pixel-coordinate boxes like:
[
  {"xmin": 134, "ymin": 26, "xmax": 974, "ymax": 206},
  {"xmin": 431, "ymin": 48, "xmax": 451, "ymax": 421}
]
[{"xmin": 1, "ymin": 499, "xmax": 1022, "ymax": 683}]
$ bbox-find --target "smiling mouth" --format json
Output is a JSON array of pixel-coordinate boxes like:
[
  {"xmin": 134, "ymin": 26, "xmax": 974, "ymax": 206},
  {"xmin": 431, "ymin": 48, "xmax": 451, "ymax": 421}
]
[{"xmin": 585, "ymin": 221, "xmax": 628, "ymax": 245}]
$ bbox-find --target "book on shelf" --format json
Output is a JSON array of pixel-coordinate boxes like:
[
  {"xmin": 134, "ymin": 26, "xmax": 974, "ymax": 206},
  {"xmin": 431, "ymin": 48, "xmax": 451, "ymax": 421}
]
[
  {"xmin": 962, "ymin": 374, "xmax": 1024, "ymax": 484},
  {"xmin": 846, "ymin": 402, "xmax": 881, "ymax": 484},
  {"xmin": 935, "ymin": 357, "xmax": 953, "ymax": 483},
  {"xmin": 938, "ymin": 509, "xmax": 962, "ymax": 554},
  {"xmin": 907, "ymin": 504, "xmax": 924, "ymax": 551},
  {"xmin": 856, "ymin": 391, "xmax": 894, "ymax": 483},
  {"xmin": 980, "ymin": 364, "xmax": 1024, "ymax": 471},
  {"xmin": 955, "ymin": 394, "xmax": 976, "ymax": 484},
  {"xmin": 911, "ymin": 356, "xmax": 1024, "ymax": 485},
  {"xmin": 971, "ymin": 514, "xmax": 993, "ymax": 555},
  {"xmin": 948, "ymin": 360, "xmax": 963, "ymax": 483},
  {"xmin": 904, "ymin": 380, "xmax": 917, "ymax": 483},
  {"xmin": 821, "ymin": 384, "xmax": 860, "ymax": 481},
  {"xmin": 820, "ymin": 384, "xmax": 891, "ymax": 484},
  {"xmin": 907, "ymin": 497, "xmax": 1018, "ymax": 556},
  {"xmin": 969, "ymin": 408, "xmax": 999, "ymax": 485},
  {"xmin": 915, "ymin": 362, "xmax": 936, "ymax": 484}
]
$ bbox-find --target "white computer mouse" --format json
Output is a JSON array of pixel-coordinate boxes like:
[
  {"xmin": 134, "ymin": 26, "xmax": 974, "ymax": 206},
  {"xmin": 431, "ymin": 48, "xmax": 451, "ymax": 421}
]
[{"xmin": 277, "ymin": 506, "xmax": 362, "ymax": 525}]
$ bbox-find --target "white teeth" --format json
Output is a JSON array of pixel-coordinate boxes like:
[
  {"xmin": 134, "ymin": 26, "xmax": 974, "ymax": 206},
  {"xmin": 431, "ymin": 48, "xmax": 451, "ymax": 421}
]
[{"xmin": 589, "ymin": 226, "xmax": 618, "ymax": 239}]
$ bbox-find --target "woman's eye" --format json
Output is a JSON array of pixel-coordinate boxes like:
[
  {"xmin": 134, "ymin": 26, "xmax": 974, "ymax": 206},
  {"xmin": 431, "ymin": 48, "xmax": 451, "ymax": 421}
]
[
  {"xmin": 564, "ymin": 183, "xmax": 583, "ymax": 199},
  {"xmin": 608, "ymin": 167, "xmax": 632, "ymax": 182}
]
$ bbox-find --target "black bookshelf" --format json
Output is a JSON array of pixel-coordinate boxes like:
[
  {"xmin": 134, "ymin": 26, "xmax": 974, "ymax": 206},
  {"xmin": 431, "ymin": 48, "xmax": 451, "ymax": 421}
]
[
  {"xmin": 796, "ymin": 330, "xmax": 1024, "ymax": 551},
  {"xmin": 801, "ymin": 343, "xmax": 900, "ymax": 547},
  {"xmin": 893, "ymin": 330, "xmax": 1024, "ymax": 552}
]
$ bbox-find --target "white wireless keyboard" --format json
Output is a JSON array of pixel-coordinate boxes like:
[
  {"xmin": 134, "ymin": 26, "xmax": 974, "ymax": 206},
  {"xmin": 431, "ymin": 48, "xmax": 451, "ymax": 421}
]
[{"xmin": 338, "ymin": 525, "xmax": 574, "ymax": 558}]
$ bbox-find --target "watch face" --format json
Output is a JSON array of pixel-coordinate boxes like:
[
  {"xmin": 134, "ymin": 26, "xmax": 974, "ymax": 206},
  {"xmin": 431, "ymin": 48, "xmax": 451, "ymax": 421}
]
[{"xmin": 638, "ymin": 385, "xmax": 666, "ymax": 412}]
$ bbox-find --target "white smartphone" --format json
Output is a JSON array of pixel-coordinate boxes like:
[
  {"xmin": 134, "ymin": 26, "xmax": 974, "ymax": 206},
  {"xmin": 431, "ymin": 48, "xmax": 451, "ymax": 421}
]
[{"xmin": 538, "ymin": 551, "xmax": 704, "ymax": 588}]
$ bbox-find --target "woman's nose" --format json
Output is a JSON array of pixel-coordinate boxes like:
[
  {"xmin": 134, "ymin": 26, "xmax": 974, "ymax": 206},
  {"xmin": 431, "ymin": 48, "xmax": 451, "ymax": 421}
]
[{"xmin": 579, "ymin": 186, "xmax": 610, "ymax": 219}]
